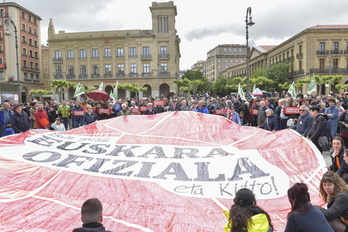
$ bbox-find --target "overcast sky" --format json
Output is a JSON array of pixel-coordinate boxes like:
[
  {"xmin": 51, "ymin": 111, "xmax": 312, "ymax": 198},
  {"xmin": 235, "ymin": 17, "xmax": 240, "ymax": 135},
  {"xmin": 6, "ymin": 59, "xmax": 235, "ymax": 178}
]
[{"xmin": 11, "ymin": 0, "xmax": 348, "ymax": 70}]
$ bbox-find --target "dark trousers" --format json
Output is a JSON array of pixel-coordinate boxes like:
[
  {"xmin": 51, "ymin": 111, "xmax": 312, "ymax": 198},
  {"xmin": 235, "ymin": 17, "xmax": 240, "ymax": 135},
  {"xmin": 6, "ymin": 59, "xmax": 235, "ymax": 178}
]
[
  {"xmin": 0, "ymin": 124, "xmax": 4, "ymax": 137},
  {"xmin": 61, "ymin": 118, "xmax": 69, "ymax": 130},
  {"xmin": 279, "ymin": 119, "xmax": 288, "ymax": 130}
]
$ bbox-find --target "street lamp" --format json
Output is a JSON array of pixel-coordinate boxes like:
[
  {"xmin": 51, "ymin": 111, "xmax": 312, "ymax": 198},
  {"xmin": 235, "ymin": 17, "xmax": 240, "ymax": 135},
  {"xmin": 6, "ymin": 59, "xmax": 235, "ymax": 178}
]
[
  {"xmin": 245, "ymin": 7, "xmax": 255, "ymax": 96},
  {"xmin": 4, "ymin": 16, "xmax": 21, "ymax": 103}
]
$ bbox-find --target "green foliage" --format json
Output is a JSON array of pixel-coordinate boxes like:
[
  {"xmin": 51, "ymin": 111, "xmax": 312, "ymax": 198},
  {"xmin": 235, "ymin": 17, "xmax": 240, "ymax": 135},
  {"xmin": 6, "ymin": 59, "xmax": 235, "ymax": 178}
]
[
  {"xmin": 278, "ymin": 82, "xmax": 290, "ymax": 91},
  {"xmin": 175, "ymin": 70, "xmax": 212, "ymax": 95},
  {"xmin": 29, "ymin": 89, "xmax": 54, "ymax": 96},
  {"xmin": 335, "ymin": 84, "xmax": 348, "ymax": 90},
  {"xmin": 110, "ymin": 83, "xmax": 147, "ymax": 93},
  {"xmin": 212, "ymin": 77, "xmax": 238, "ymax": 96},
  {"xmin": 50, "ymin": 80, "xmax": 75, "ymax": 89},
  {"xmin": 86, "ymin": 86, "xmax": 98, "ymax": 93}
]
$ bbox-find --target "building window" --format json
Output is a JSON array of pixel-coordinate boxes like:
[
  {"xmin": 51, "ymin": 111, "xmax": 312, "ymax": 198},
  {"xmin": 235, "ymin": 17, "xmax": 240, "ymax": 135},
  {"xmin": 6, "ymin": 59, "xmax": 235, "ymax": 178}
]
[
  {"xmin": 56, "ymin": 65, "xmax": 62, "ymax": 74},
  {"xmin": 35, "ymin": 52, "xmax": 38, "ymax": 58},
  {"xmin": 143, "ymin": 63, "xmax": 150, "ymax": 73},
  {"xmin": 35, "ymin": 63, "xmax": 39, "ymax": 70},
  {"xmin": 158, "ymin": 16, "xmax": 168, "ymax": 33},
  {"xmin": 299, "ymin": 44, "xmax": 302, "ymax": 53},
  {"xmin": 117, "ymin": 64, "xmax": 124, "ymax": 73},
  {"xmin": 130, "ymin": 47, "xmax": 137, "ymax": 57},
  {"xmin": 68, "ymin": 66, "xmax": 74, "ymax": 75},
  {"xmin": 92, "ymin": 65, "xmax": 99, "ymax": 74},
  {"xmin": 80, "ymin": 65, "xmax": 86, "ymax": 75},
  {"xmin": 319, "ymin": 59, "xmax": 325, "ymax": 69},
  {"xmin": 130, "ymin": 63, "xmax": 137, "ymax": 73},
  {"xmin": 29, "ymin": 38, "xmax": 32, "ymax": 45},
  {"xmin": 91, "ymin": 49, "xmax": 99, "ymax": 58},
  {"xmin": 299, "ymin": 60, "xmax": 302, "ymax": 70},
  {"xmin": 143, "ymin": 47, "xmax": 149, "ymax": 55},
  {"xmin": 218, "ymin": 59, "xmax": 220, "ymax": 63},
  {"xmin": 22, "ymin": 48, "xmax": 27, "ymax": 56},
  {"xmin": 28, "ymin": 26, "xmax": 32, "ymax": 34},
  {"xmin": 67, "ymin": 50, "xmax": 74, "ymax": 59},
  {"xmin": 160, "ymin": 46, "xmax": 167, "ymax": 54},
  {"xmin": 36, "ymin": 74, "xmax": 39, "ymax": 80},
  {"xmin": 117, "ymin": 48, "xmax": 124, "ymax": 57},
  {"xmin": 21, "ymin": 23, "xmax": 26, "ymax": 31},
  {"xmin": 22, "ymin": 11, "xmax": 25, "ymax": 19},
  {"xmin": 24, "ymin": 73, "xmax": 27, "ymax": 79},
  {"xmin": 28, "ymin": 15, "xmax": 32, "ymax": 22},
  {"xmin": 160, "ymin": 63, "xmax": 167, "ymax": 72},
  {"xmin": 34, "ymin": 40, "xmax": 37, "ymax": 47},
  {"xmin": 105, "ymin": 64, "xmax": 111, "ymax": 74},
  {"xmin": 34, "ymin": 29, "xmax": 37, "ymax": 36},
  {"xmin": 22, "ymin": 36, "xmax": 26, "ymax": 43},
  {"xmin": 333, "ymin": 42, "xmax": 339, "ymax": 51},
  {"xmin": 104, "ymin": 48, "xmax": 111, "ymax": 58},
  {"xmin": 23, "ymin": 60, "xmax": 27, "ymax": 68},
  {"xmin": 29, "ymin": 50, "xmax": 33, "ymax": 57},
  {"xmin": 319, "ymin": 42, "xmax": 325, "ymax": 52},
  {"xmin": 55, "ymin": 50, "xmax": 61, "ymax": 58},
  {"xmin": 333, "ymin": 58, "xmax": 338, "ymax": 69},
  {"xmin": 79, "ymin": 49, "xmax": 86, "ymax": 58},
  {"xmin": 34, "ymin": 18, "xmax": 37, "ymax": 25}
]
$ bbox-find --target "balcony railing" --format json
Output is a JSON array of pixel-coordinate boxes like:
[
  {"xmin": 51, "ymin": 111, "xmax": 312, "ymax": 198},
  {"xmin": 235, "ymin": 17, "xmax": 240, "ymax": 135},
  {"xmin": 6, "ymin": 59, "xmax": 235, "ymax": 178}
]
[
  {"xmin": 310, "ymin": 68, "xmax": 348, "ymax": 74},
  {"xmin": 103, "ymin": 73, "xmax": 113, "ymax": 78},
  {"xmin": 141, "ymin": 54, "xmax": 152, "ymax": 60},
  {"xmin": 53, "ymin": 57, "xmax": 63, "ymax": 63},
  {"xmin": 91, "ymin": 74, "xmax": 100, "ymax": 79},
  {"xmin": 158, "ymin": 53, "xmax": 170, "ymax": 59},
  {"xmin": 159, "ymin": 71, "xmax": 170, "ymax": 77},
  {"xmin": 116, "ymin": 54, "xmax": 124, "ymax": 58},
  {"xmin": 54, "ymin": 74, "xmax": 63, "ymax": 80},
  {"xmin": 296, "ymin": 52, "xmax": 303, "ymax": 59},
  {"xmin": 331, "ymin": 50, "xmax": 343, "ymax": 55},
  {"xmin": 116, "ymin": 72, "xmax": 125, "ymax": 78},
  {"xmin": 129, "ymin": 54, "xmax": 137, "ymax": 58},
  {"xmin": 142, "ymin": 72, "xmax": 151, "ymax": 77},
  {"xmin": 290, "ymin": 69, "xmax": 304, "ymax": 76},
  {"xmin": 66, "ymin": 74, "xmax": 76, "ymax": 79},
  {"xmin": 129, "ymin": 72, "xmax": 138, "ymax": 78},
  {"xmin": 317, "ymin": 50, "xmax": 329, "ymax": 55},
  {"xmin": 79, "ymin": 74, "xmax": 88, "ymax": 79},
  {"xmin": 344, "ymin": 50, "xmax": 348, "ymax": 55}
]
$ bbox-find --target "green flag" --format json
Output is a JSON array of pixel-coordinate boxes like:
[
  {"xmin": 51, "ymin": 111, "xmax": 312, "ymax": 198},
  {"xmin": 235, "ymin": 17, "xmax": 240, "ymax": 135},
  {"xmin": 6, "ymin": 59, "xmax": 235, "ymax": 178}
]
[
  {"xmin": 287, "ymin": 82, "xmax": 296, "ymax": 97},
  {"xmin": 307, "ymin": 74, "xmax": 316, "ymax": 94},
  {"xmin": 73, "ymin": 83, "xmax": 85, "ymax": 97},
  {"xmin": 98, "ymin": 82, "xmax": 104, "ymax": 90},
  {"xmin": 238, "ymin": 83, "xmax": 246, "ymax": 101},
  {"xmin": 110, "ymin": 81, "xmax": 118, "ymax": 101}
]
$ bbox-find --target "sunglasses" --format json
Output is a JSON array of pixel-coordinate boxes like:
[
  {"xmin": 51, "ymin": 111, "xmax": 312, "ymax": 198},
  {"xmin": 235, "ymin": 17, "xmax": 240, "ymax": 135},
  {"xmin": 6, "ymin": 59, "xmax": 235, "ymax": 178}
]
[{"xmin": 299, "ymin": 110, "xmax": 306, "ymax": 112}]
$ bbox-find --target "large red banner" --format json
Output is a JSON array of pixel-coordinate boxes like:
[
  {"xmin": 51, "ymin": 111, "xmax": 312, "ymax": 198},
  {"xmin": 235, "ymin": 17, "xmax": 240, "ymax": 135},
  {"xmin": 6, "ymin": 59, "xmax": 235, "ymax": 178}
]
[{"xmin": 0, "ymin": 111, "xmax": 326, "ymax": 231}]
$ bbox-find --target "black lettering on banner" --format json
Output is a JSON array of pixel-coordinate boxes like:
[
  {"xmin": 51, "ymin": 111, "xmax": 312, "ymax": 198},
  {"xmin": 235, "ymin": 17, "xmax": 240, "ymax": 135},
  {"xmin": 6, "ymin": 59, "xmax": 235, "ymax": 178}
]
[
  {"xmin": 106, "ymin": 145, "xmax": 141, "ymax": 157},
  {"xmin": 172, "ymin": 147, "xmax": 199, "ymax": 159},
  {"xmin": 228, "ymin": 157, "xmax": 269, "ymax": 181},
  {"xmin": 83, "ymin": 158, "xmax": 111, "ymax": 172},
  {"xmin": 82, "ymin": 144, "xmax": 110, "ymax": 154},
  {"xmin": 219, "ymin": 183, "xmax": 233, "ymax": 196},
  {"xmin": 152, "ymin": 163, "xmax": 191, "ymax": 181},
  {"xmin": 203, "ymin": 148, "xmax": 233, "ymax": 158},
  {"xmin": 23, "ymin": 151, "xmax": 61, "ymax": 162},
  {"xmin": 193, "ymin": 162, "xmax": 225, "ymax": 181},
  {"xmin": 135, "ymin": 161, "xmax": 156, "ymax": 178},
  {"xmin": 138, "ymin": 146, "xmax": 168, "ymax": 159},
  {"xmin": 102, "ymin": 160, "xmax": 138, "ymax": 176},
  {"xmin": 174, "ymin": 184, "xmax": 203, "ymax": 195},
  {"xmin": 28, "ymin": 135, "xmax": 62, "ymax": 147},
  {"xmin": 56, "ymin": 142, "xmax": 89, "ymax": 151},
  {"xmin": 260, "ymin": 182, "xmax": 272, "ymax": 195},
  {"xmin": 53, "ymin": 154, "xmax": 93, "ymax": 168}
]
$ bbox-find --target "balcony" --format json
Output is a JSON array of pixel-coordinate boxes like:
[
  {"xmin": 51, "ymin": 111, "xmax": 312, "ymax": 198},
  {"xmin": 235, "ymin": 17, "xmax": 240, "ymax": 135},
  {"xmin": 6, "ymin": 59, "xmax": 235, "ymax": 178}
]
[
  {"xmin": 103, "ymin": 73, "xmax": 113, "ymax": 78},
  {"xmin": 317, "ymin": 50, "xmax": 329, "ymax": 55},
  {"xmin": 158, "ymin": 53, "xmax": 170, "ymax": 59},
  {"xmin": 53, "ymin": 57, "xmax": 63, "ymax": 63},
  {"xmin": 141, "ymin": 54, "xmax": 152, "ymax": 60},
  {"xmin": 78, "ymin": 57, "xmax": 87, "ymax": 60},
  {"xmin": 116, "ymin": 72, "xmax": 125, "ymax": 78},
  {"xmin": 79, "ymin": 74, "xmax": 88, "ymax": 79},
  {"xmin": 91, "ymin": 74, "xmax": 100, "ymax": 79},
  {"xmin": 129, "ymin": 72, "xmax": 138, "ymax": 78},
  {"xmin": 54, "ymin": 74, "xmax": 63, "ymax": 80},
  {"xmin": 129, "ymin": 54, "xmax": 137, "ymax": 58},
  {"xmin": 66, "ymin": 74, "xmax": 76, "ymax": 80},
  {"xmin": 344, "ymin": 50, "xmax": 348, "ymax": 55},
  {"xmin": 103, "ymin": 56, "xmax": 112, "ymax": 59},
  {"xmin": 310, "ymin": 68, "xmax": 348, "ymax": 74},
  {"xmin": 116, "ymin": 54, "xmax": 124, "ymax": 58},
  {"xmin": 291, "ymin": 69, "xmax": 304, "ymax": 76},
  {"xmin": 159, "ymin": 71, "xmax": 170, "ymax": 77},
  {"xmin": 142, "ymin": 72, "xmax": 151, "ymax": 77},
  {"xmin": 296, "ymin": 52, "xmax": 303, "ymax": 59},
  {"xmin": 331, "ymin": 50, "xmax": 343, "ymax": 55},
  {"xmin": 91, "ymin": 56, "xmax": 99, "ymax": 59}
]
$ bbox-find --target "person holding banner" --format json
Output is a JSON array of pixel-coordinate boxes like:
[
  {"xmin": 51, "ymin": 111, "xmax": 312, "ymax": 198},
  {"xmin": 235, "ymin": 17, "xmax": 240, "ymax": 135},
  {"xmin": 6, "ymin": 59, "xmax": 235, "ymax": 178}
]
[
  {"xmin": 83, "ymin": 105, "xmax": 96, "ymax": 125},
  {"xmin": 284, "ymin": 183, "xmax": 333, "ymax": 232},
  {"xmin": 224, "ymin": 188, "xmax": 274, "ymax": 232},
  {"xmin": 71, "ymin": 101, "xmax": 85, "ymax": 128}
]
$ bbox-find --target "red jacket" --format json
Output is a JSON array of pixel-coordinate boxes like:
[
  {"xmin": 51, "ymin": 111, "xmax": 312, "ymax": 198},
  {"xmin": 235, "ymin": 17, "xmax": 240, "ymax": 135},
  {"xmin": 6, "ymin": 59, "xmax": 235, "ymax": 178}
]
[{"xmin": 34, "ymin": 109, "xmax": 49, "ymax": 129}]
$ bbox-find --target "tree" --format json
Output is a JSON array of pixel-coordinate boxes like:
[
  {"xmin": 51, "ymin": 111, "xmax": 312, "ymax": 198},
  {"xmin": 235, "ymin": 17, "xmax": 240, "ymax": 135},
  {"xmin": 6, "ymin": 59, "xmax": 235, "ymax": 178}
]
[
  {"xmin": 212, "ymin": 77, "xmax": 237, "ymax": 96},
  {"xmin": 29, "ymin": 89, "xmax": 54, "ymax": 100},
  {"xmin": 314, "ymin": 75, "xmax": 343, "ymax": 96},
  {"xmin": 50, "ymin": 80, "xmax": 75, "ymax": 101},
  {"xmin": 176, "ymin": 69, "xmax": 212, "ymax": 95},
  {"xmin": 111, "ymin": 83, "xmax": 148, "ymax": 97}
]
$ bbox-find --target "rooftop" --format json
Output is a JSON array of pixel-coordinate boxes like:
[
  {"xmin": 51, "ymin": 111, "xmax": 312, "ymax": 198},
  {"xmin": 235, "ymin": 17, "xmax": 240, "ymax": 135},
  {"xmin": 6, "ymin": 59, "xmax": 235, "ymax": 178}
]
[{"xmin": 307, "ymin": 25, "xmax": 348, "ymax": 30}]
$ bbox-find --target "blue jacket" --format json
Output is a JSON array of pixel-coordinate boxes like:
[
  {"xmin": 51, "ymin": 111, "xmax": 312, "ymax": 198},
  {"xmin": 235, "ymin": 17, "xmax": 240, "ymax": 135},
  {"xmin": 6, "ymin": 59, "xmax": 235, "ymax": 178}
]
[
  {"xmin": 325, "ymin": 106, "xmax": 339, "ymax": 128},
  {"xmin": 296, "ymin": 112, "xmax": 313, "ymax": 137},
  {"xmin": 83, "ymin": 112, "xmax": 96, "ymax": 125},
  {"xmin": 195, "ymin": 107, "xmax": 209, "ymax": 114},
  {"xmin": 230, "ymin": 112, "xmax": 241, "ymax": 125},
  {"xmin": 264, "ymin": 114, "xmax": 278, "ymax": 131},
  {"xmin": 71, "ymin": 105, "xmax": 84, "ymax": 120}
]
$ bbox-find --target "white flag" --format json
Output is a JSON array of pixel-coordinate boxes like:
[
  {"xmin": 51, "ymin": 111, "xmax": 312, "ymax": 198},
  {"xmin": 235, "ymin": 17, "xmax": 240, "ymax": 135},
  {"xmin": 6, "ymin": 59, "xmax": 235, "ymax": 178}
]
[
  {"xmin": 238, "ymin": 83, "xmax": 246, "ymax": 101},
  {"xmin": 110, "ymin": 81, "xmax": 118, "ymax": 101},
  {"xmin": 98, "ymin": 82, "xmax": 104, "ymax": 91},
  {"xmin": 307, "ymin": 74, "xmax": 316, "ymax": 94},
  {"xmin": 73, "ymin": 83, "xmax": 85, "ymax": 97},
  {"xmin": 287, "ymin": 82, "xmax": 296, "ymax": 97}
]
